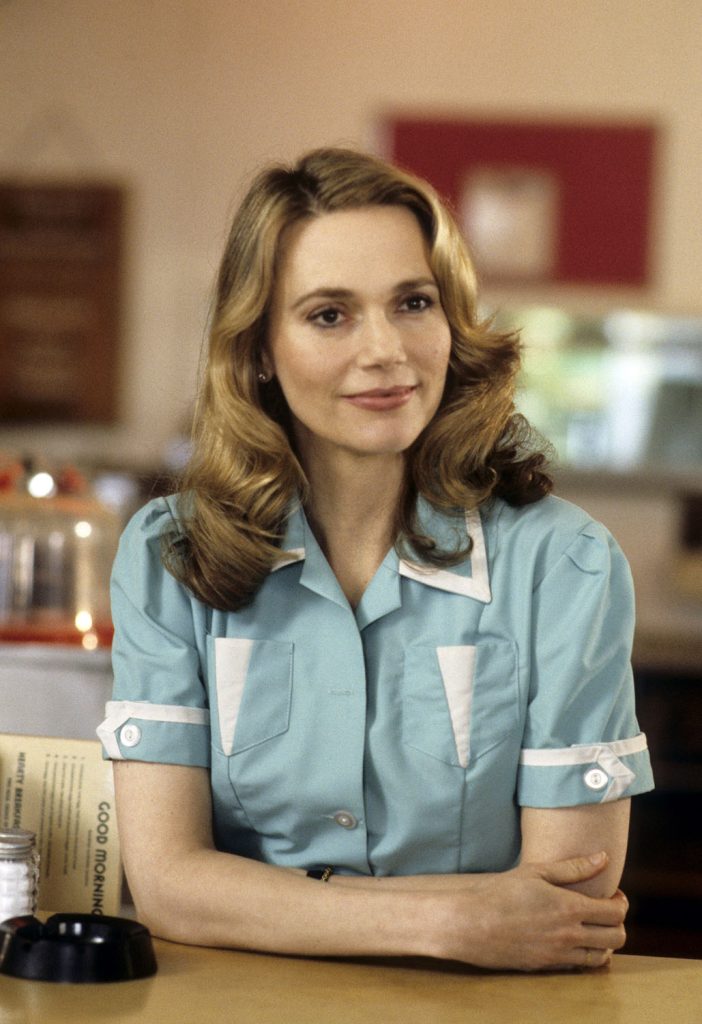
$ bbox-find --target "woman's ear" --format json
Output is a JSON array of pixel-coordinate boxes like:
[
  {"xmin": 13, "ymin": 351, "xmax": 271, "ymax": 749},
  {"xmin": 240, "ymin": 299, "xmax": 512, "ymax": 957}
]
[{"xmin": 257, "ymin": 349, "xmax": 274, "ymax": 383}]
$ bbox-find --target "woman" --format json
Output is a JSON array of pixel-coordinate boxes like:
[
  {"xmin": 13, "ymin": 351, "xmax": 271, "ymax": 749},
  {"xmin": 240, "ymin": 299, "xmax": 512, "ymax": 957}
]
[{"xmin": 98, "ymin": 147, "xmax": 653, "ymax": 971}]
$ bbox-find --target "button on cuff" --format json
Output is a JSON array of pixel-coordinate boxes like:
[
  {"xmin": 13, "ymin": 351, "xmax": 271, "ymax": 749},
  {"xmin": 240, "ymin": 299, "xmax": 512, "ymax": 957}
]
[
  {"xmin": 120, "ymin": 723, "xmax": 142, "ymax": 749},
  {"xmin": 584, "ymin": 767, "xmax": 609, "ymax": 791}
]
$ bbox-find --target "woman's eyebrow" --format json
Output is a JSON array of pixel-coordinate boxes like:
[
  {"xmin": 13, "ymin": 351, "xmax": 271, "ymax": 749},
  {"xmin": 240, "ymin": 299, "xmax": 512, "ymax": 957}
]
[
  {"xmin": 291, "ymin": 278, "xmax": 439, "ymax": 310},
  {"xmin": 291, "ymin": 287, "xmax": 354, "ymax": 310},
  {"xmin": 391, "ymin": 276, "xmax": 439, "ymax": 294}
]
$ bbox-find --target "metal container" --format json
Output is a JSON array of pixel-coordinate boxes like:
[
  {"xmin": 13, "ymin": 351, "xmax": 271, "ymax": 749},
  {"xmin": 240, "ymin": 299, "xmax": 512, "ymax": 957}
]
[
  {"xmin": 0, "ymin": 489, "xmax": 119, "ymax": 648},
  {"xmin": 0, "ymin": 828, "xmax": 40, "ymax": 923}
]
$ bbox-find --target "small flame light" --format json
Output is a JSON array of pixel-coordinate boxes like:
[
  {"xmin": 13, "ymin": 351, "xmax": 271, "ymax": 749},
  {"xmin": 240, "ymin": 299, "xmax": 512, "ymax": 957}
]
[
  {"xmin": 27, "ymin": 472, "xmax": 57, "ymax": 499},
  {"xmin": 74, "ymin": 610, "xmax": 94, "ymax": 633},
  {"xmin": 81, "ymin": 632, "xmax": 99, "ymax": 651}
]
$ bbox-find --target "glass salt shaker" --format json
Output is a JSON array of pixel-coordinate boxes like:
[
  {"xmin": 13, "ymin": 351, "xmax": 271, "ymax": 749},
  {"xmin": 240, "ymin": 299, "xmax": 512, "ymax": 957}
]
[{"xmin": 0, "ymin": 828, "xmax": 40, "ymax": 923}]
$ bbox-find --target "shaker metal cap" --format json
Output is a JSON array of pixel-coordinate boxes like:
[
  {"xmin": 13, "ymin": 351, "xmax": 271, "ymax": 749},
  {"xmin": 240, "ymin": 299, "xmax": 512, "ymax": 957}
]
[{"xmin": 0, "ymin": 828, "xmax": 36, "ymax": 858}]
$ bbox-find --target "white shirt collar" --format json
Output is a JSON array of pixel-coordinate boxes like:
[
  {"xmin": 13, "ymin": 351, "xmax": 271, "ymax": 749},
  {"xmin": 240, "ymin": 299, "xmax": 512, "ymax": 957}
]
[
  {"xmin": 398, "ymin": 509, "xmax": 491, "ymax": 602},
  {"xmin": 273, "ymin": 502, "xmax": 492, "ymax": 604}
]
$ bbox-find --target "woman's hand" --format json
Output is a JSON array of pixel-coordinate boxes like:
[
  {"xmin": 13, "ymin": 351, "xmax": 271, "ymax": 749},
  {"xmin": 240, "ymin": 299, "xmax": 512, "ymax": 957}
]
[{"xmin": 426, "ymin": 852, "xmax": 627, "ymax": 971}]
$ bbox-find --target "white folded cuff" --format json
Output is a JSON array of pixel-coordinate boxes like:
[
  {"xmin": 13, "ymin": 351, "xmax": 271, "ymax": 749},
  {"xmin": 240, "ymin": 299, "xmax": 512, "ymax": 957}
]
[
  {"xmin": 519, "ymin": 733, "xmax": 648, "ymax": 801},
  {"xmin": 97, "ymin": 700, "xmax": 210, "ymax": 759}
]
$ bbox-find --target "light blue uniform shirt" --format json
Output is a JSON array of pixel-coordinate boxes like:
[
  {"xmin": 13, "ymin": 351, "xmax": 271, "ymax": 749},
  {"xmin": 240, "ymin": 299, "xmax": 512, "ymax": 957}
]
[{"xmin": 98, "ymin": 494, "xmax": 653, "ymax": 876}]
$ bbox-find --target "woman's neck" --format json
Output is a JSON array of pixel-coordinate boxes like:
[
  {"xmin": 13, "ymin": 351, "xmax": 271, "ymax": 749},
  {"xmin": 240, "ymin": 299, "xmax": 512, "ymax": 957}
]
[{"xmin": 301, "ymin": 452, "xmax": 405, "ymax": 607}]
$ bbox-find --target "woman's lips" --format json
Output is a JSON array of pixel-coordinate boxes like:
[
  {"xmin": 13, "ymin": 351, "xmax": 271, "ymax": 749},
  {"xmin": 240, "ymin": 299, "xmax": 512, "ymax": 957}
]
[{"xmin": 343, "ymin": 385, "xmax": 417, "ymax": 411}]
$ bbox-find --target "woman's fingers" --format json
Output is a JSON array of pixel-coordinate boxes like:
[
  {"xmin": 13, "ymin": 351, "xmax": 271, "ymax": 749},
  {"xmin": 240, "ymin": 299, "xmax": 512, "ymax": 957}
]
[
  {"xmin": 560, "ymin": 915, "xmax": 626, "ymax": 967},
  {"xmin": 534, "ymin": 851, "xmax": 609, "ymax": 887},
  {"xmin": 561, "ymin": 947, "xmax": 613, "ymax": 971},
  {"xmin": 526, "ymin": 855, "xmax": 628, "ymax": 927},
  {"xmin": 581, "ymin": 921, "xmax": 627, "ymax": 951}
]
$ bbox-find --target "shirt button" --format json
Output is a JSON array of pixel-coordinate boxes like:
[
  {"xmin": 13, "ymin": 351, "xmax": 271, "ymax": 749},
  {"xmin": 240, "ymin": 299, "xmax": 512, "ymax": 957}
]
[
  {"xmin": 332, "ymin": 810, "xmax": 358, "ymax": 829},
  {"xmin": 120, "ymin": 724, "xmax": 142, "ymax": 748},
  {"xmin": 584, "ymin": 768, "xmax": 608, "ymax": 791}
]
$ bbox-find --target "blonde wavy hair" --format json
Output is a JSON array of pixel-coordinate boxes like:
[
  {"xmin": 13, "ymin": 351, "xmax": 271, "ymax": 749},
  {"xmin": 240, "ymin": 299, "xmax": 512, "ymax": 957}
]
[{"xmin": 163, "ymin": 147, "xmax": 551, "ymax": 609}]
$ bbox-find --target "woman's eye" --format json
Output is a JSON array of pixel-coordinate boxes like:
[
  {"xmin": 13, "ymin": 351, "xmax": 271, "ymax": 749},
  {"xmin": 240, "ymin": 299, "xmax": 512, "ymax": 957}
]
[
  {"xmin": 401, "ymin": 293, "xmax": 433, "ymax": 312},
  {"xmin": 309, "ymin": 307, "xmax": 343, "ymax": 327}
]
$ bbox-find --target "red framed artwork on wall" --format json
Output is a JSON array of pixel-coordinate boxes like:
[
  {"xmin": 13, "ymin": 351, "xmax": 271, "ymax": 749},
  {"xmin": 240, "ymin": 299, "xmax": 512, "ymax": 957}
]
[{"xmin": 386, "ymin": 117, "xmax": 657, "ymax": 286}]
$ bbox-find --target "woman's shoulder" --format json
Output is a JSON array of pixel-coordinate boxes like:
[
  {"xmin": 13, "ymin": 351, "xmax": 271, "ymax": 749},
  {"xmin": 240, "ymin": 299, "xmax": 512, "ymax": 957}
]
[
  {"xmin": 112, "ymin": 493, "xmax": 197, "ymax": 599},
  {"xmin": 114, "ymin": 494, "xmax": 189, "ymax": 576},
  {"xmin": 484, "ymin": 494, "xmax": 626, "ymax": 581},
  {"xmin": 488, "ymin": 493, "xmax": 594, "ymax": 535},
  {"xmin": 120, "ymin": 493, "xmax": 185, "ymax": 541}
]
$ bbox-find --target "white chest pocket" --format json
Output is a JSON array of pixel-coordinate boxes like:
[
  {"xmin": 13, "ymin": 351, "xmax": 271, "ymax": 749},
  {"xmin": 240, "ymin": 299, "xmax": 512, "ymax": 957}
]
[
  {"xmin": 207, "ymin": 636, "xmax": 293, "ymax": 755},
  {"xmin": 403, "ymin": 639, "xmax": 519, "ymax": 768}
]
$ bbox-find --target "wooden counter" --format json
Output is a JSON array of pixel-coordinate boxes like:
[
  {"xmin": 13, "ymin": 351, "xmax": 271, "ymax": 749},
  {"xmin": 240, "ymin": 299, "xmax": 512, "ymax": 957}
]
[{"xmin": 1, "ymin": 940, "xmax": 701, "ymax": 1024}]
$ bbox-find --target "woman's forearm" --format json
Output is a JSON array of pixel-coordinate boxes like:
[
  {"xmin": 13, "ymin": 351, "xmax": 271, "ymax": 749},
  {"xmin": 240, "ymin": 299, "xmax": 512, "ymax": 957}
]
[
  {"xmin": 127, "ymin": 847, "xmax": 440, "ymax": 958},
  {"xmin": 115, "ymin": 762, "xmax": 454, "ymax": 958},
  {"xmin": 126, "ymin": 845, "xmax": 625, "ymax": 972},
  {"xmin": 127, "ymin": 838, "xmax": 499, "ymax": 952},
  {"xmin": 327, "ymin": 870, "xmax": 497, "ymax": 892},
  {"xmin": 114, "ymin": 763, "xmax": 626, "ymax": 970}
]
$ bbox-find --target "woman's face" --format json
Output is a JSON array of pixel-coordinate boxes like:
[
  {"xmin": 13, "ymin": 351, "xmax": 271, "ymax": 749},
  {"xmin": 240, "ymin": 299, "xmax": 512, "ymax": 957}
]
[{"xmin": 265, "ymin": 205, "xmax": 452, "ymax": 471}]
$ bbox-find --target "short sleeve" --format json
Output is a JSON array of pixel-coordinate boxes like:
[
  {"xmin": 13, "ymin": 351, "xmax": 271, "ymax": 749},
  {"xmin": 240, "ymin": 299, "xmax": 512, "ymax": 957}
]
[
  {"xmin": 96, "ymin": 497, "xmax": 211, "ymax": 767},
  {"xmin": 517, "ymin": 521, "xmax": 654, "ymax": 807}
]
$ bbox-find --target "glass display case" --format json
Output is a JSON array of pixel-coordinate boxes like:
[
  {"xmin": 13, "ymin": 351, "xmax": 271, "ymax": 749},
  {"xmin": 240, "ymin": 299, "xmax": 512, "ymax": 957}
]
[
  {"xmin": 0, "ymin": 462, "xmax": 120, "ymax": 648},
  {"xmin": 491, "ymin": 306, "xmax": 702, "ymax": 476}
]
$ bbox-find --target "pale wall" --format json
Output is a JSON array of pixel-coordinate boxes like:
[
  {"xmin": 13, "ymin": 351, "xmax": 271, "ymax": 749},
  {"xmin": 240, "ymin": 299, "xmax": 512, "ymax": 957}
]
[
  {"xmin": 1, "ymin": 1, "xmax": 701, "ymax": 645},
  {"xmin": 1, "ymin": 0, "xmax": 701, "ymax": 464}
]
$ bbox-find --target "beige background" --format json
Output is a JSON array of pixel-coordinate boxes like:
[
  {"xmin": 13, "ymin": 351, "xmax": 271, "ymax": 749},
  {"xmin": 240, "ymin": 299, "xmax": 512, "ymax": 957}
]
[
  {"xmin": 1, "ymin": 1, "xmax": 700, "ymax": 644},
  {"xmin": 1, "ymin": 0, "xmax": 700, "ymax": 464}
]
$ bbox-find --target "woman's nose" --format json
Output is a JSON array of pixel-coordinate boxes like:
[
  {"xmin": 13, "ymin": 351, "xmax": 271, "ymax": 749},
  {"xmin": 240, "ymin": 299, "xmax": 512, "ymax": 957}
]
[{"xmin": 357, "ymin": 314, "xmax": 407, "ymax": 366}]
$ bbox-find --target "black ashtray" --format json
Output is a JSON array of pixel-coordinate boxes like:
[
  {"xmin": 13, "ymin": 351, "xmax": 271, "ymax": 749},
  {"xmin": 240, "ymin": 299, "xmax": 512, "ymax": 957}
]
[{"xmin": 0, "ymin": 913, "xmax": 157, "ymax": 983}]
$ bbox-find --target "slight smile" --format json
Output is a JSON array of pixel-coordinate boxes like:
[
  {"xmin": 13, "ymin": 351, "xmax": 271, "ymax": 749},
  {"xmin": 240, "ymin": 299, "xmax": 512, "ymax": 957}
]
[{"xmin": 343, "ymin": 386, "xmax": 417, "ymax": 411}]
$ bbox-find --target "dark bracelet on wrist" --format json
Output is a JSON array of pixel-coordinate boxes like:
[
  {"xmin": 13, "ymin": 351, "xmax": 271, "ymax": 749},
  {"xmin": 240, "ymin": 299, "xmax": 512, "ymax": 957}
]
[{"xmin": 307, "ymin": 866, "xmax": 334, "ymax": 882}]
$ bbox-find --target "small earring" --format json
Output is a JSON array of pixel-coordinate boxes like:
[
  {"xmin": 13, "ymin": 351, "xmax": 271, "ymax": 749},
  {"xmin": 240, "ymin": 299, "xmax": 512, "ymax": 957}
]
[{"xmin": 257, "ymin": 371, "xmax": 269, "ymax": 383}]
